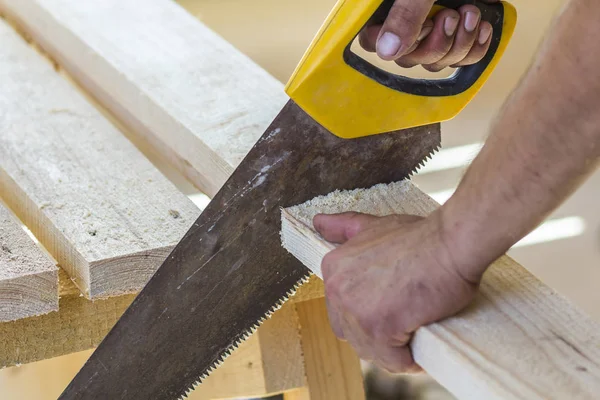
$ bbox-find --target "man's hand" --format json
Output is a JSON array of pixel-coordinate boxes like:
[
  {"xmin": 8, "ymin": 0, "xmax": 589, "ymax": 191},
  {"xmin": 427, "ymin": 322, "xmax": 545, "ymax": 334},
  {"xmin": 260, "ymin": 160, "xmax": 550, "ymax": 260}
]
[
  {"xmin": 360, "ymin": 0, "xmax": 498, "ymax": 71},
  {"xmin": 318, "ymin": 0, "xmax": 600, "ymax": 376},
  {"xmin": 313, "ymin": 211, "xmax": 478, "ymax": 373}
]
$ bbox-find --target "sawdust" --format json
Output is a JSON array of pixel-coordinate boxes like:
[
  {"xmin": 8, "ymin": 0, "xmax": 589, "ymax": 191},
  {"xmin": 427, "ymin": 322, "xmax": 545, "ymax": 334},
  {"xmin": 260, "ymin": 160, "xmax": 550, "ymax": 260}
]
[{"xmin": 286, "ymin": 180, "xmax": 414, "ymax": 227}]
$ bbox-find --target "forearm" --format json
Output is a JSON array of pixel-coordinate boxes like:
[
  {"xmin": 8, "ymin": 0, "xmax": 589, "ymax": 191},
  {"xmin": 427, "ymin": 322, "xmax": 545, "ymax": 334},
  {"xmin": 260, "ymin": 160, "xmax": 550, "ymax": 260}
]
[{"xmin": 438, "ymin": 0, "xmax": 600, "ymax": 281}]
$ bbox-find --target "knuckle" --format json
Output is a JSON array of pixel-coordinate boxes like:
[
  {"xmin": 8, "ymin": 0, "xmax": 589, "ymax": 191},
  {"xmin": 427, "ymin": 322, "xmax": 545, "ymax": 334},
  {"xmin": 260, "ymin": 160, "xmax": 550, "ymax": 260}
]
[
  {"xmin": 358, "ymin": 33, "xmax": 374, "ymax": 52},
  {"xmin": 321, "ymin": 250, "xmax": 341, "ymax": 275},
  {"xmin": 387, "ymin": 2, "xmax": 422, "ymax": 35},
  {"xmin": 395, "ymin": 59, "xmax": 417, "ymax": 69},
  {"xmin": 423, "ymin": 63, "xmax": 445, "ymax": 73},
  {"xmin": 323, "ymin": 272, "xmax": 344, "ymax": 299},
  {"xmin": 390, "ymin": 3, "xmax": 418, "ymax": 23}
]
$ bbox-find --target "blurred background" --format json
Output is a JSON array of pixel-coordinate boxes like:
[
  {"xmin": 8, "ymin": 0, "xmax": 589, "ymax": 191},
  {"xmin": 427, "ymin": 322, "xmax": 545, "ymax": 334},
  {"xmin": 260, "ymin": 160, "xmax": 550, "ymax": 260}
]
[{"xmin": 2, "ymin": 0, "xmax": 598, "ymax": 398}]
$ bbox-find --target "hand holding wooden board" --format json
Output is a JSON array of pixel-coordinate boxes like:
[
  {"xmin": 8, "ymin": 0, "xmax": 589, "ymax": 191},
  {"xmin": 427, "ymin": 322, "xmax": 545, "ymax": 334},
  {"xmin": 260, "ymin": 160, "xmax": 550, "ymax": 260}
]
[{"xmin": 281, "ymin": 180, "xmax": 600, "ymax": 400}]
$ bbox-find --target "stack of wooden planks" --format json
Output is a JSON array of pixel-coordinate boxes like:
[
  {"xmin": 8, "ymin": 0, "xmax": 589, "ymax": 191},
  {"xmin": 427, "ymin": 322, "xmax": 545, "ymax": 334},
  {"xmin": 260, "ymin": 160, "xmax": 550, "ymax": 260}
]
[
  {"xmin": 0, "ymin": 0, "xmax": 599, "ymax": 399},
  {"xmin": 0, "ymin": 0, "xmax": 354, "ymax": 398}
]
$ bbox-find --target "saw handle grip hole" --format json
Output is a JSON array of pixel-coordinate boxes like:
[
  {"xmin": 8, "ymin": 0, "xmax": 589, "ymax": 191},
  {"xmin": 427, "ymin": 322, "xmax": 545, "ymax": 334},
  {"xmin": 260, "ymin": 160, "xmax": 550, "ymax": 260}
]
[{"xmin": 344, "ymin": 0, "xmax": 505, "ymax": 97}]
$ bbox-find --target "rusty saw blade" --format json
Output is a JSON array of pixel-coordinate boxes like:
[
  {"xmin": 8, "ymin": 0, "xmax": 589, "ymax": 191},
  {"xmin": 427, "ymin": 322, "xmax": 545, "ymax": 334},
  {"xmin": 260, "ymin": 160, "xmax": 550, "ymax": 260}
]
[{"xmin": 59, "ymin": 100, "xmax": 440, "ymax": 399}]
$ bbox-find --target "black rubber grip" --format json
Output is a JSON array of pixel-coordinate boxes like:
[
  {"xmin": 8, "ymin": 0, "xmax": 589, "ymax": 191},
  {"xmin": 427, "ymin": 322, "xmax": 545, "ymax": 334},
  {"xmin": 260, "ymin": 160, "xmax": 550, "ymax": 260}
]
[{"xmin": 343, "ymin": 0, "xmax": 505, "ymax": 97}]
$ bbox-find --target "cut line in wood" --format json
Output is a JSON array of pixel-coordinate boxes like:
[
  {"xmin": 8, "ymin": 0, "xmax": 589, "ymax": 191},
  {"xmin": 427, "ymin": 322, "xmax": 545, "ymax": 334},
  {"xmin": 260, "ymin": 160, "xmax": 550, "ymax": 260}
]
[{"xmin": 281, "ymin": 180, "xmax": 600, "ymax": 400}]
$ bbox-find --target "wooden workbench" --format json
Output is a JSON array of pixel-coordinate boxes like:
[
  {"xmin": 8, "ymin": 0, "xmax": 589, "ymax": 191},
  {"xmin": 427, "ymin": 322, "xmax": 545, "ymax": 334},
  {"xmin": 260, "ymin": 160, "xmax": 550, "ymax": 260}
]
[
  {"xmin": 0, "ymin": 0, "xmax": 363, "ymax": 398},
  {"xmin": 0, "ymin": 1, "xmax": 599, "ymax": 399}
]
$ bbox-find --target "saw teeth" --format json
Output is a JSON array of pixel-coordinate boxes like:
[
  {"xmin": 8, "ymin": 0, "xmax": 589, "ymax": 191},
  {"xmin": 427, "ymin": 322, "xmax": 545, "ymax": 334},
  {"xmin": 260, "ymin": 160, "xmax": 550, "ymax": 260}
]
[
  {"xmin": 405, "ymin": 146, "xmax": 441, "ymax": 180},
  {"xmin": 175, "ymin": 272, "xmax": 312, "ymax": 399}
]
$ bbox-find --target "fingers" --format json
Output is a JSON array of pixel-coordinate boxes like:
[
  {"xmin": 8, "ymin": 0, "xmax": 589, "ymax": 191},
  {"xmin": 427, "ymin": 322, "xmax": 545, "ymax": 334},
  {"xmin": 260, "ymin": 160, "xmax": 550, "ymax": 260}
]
[
  {"xmin": 452, "ymin": 21, "xmax": 493, "ymax": 67},
  {"xmin": 395, "ymin": 8, "xmax": 460, "ymax": 68},
  {"xmin": 333, "ymin": 310, "xmax": 419, "ymax": 373},
  {"xmin": 376, "ymin": 0, "xmax": 436, "ymax": 60},
  {"xmin": 421, "ymin": 5, "xmax": 480, "ymax": 71},
  {"xmin": 358, "ymin": 24, "xmax": 380, "ymax": 53},
  {"xmin": 313, "ymin": 212, "xmax": 379, "ymax": 244},
  {"xmin": 425, "ymin": 7, "xmax": 494, "ymax": 71},
  {"xmin": 374, "ymin": 343, "xmax": 420, "ymax": 374},
  {"xmin": 359, "ymin": 2, "xmax": 497, "ymax": 69}
]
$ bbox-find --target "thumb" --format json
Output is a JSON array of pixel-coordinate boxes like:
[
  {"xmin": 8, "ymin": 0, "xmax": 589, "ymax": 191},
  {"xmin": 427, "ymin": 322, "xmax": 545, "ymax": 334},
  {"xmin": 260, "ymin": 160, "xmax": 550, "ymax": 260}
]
[
  {"xmin": 313, "ymin": 212, "xmax": 379, "ymax": 244},
  {"xmin": 377, "ymin": 0, "xmax": 435, "ymax": 60}
]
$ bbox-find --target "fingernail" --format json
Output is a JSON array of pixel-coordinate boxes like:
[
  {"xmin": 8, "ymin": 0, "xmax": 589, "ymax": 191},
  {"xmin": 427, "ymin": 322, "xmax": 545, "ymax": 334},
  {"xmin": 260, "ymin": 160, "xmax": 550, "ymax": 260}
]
[
  {"xmin": 444, "ymin": 17, "xmax": 459, "ymax": 37},
  {"xmin": 418, "ymin": 23, "xmax": 434, "ymax": 41},
  {"xmin": 377, "ymin": 32, "xmax": 402, "ymax": 58},
  {"xmin": 464, "ymin": 11, "xmax": 480, "ymax": 33},
  {"xmin": 478, "ymin": 24, "xmax": 492, "ymax": 44}
]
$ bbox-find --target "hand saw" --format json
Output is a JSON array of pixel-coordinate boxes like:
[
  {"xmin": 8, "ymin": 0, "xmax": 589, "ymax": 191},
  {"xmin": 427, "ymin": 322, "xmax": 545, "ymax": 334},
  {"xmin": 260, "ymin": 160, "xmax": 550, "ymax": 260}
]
[{"xmin": 60, "ymin": 1, "xmax": 516, "ymax": 398}]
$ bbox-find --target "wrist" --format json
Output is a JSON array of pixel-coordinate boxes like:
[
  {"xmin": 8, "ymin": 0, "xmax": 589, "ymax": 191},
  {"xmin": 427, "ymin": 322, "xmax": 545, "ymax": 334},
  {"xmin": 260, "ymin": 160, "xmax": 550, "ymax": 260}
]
[{"xmin": 433, "ymin": 201, "xmax": 508, "ymax": 285}]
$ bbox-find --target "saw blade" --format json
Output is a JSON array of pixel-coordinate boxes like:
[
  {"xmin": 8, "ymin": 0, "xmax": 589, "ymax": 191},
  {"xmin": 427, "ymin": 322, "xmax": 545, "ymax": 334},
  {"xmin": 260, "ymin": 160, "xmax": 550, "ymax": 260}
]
[{"xmin": 59, "ymin": 100, "xmax": 440, "ymax": 400}]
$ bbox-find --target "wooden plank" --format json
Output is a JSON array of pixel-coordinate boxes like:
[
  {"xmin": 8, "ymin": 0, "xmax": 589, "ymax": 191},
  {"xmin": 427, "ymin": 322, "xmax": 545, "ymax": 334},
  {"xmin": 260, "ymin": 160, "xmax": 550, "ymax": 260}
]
[
  {"xmin": 0, "ymin": 293, "xmax": 135, "ymax": 369},
  {"xmin": 0, "ymin": 1, "xmax": 357, "ymax": 395},
  {"xmin": 0, "ymin": 0, "xmax": 288, "ymax": 198},
  {"xmin": 0, "ymin": 0, "xmax": 319, "ymax": 304},
  {"xmin": 0, "ymin": 263, "xmax": 305, "ymax": 398},
  {"xmin": 0, "ymin": 17, "xmax": 200, "ymax": 299},
  {"xmin": 295, "ymin": 298, "xmax": 366, "ymax": 400},
  {"xmin": 0, "ymin": 285, "xmax": 304, "ymax": 400},
  {"xmin": 284, "ymin": 388, "xmax": 311, "ymax": 400},
  {"xmin": 281, "ymin": 180, "xmax": 600, "ymax": 400},
  {"xmin": 0, "ymin": 203, "xmax": 57, "ymax": 321}
]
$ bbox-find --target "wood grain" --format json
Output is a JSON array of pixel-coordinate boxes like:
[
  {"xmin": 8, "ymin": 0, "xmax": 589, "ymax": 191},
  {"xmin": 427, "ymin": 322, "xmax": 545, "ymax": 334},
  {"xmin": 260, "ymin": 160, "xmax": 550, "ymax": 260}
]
[
  {"xmin": 0, "ymin": 293, "xmax": 135, "ymax": 368},
  {"xmin": 0, "ymin": 18, "xmax": 200, "ymax": 299},
  {"xmin": 0, "ymin": 203, "xmax": 58, "ymax": 321},
  {"xmin": 0, "ymin": 0, "xmax": 330, "ymax": 310},
  {"xmin": 281, "ymin": 180, "xmax": 600, "ymax": 400},
  {"xmin": 0, "ymin": 0, "xmax": 288, "ymax": 198},
  {"xmin": 0, "ymin": 1, "xmax": 362, "ymax": 395},
  {"xmin": 0, "ymin": 0, "xmax": 320, "ymax": 305},
  {"xmin": 295, "ymin": 298, "xmax": 366, "ymax": 400}
]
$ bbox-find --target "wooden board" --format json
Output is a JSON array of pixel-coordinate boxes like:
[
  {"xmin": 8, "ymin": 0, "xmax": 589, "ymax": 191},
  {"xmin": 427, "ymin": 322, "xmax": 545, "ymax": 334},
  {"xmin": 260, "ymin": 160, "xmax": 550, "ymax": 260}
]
[
  {"xmin": 0, "ymin": 292, "xmax": 135, "ymax": 369},
  {"xmin": 295, "ymin": 298, "xmax": 365, "ymax": 400},
  {"xmin": 0, "ymin": 203, "xmax": 57, "ymax": 322},
  {"xmin": 0, "ymin": 0, "xmax": 288, "ymax": 198},
  {"xmin": 281, "ymin": 180, "xmax": 600, "ymax": 400},
  {"xmin": 0, "ymin": 2, "xmax": 362, "ymax": 397},
  {"xmin": 0, "ymin": 0, "xmax": 321, "ymax": 305},
  {"xmin": 0, "ymin": 17, "xmax": 200, "ymax": 299},
  {"xmin": 1, "ymin": 277, "xmax": 305, "ymax": 400}
]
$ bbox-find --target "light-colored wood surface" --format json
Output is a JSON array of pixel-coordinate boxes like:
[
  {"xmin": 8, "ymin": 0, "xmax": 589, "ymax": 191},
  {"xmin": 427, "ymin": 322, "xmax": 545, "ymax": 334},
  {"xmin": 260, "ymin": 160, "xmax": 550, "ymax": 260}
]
[
  {"xmin": 0, "ymin": 17, "xmax": 200, "ymax": 299},
  {"xmin": 282, "ymin": 180, "xmax": 600, "ymax": 400},
  {"xmin": 296, "ymin": 298, "xmax": 366, "ymax": 400},
  {"xmin": 0, "ymin": 292, "xmax": 135, "ymax": 369},
  {"xmin": 0, "ymin": 349, "xmax": 93, "ymax": 399},
  {"xmin": 284, "ymin": 388, "xmax": 311, "ymax": 400},
  {"xmin": 0, "ymin": 0, "xmax": 320, "ymax": 304},
  {"xmin": 0, "ymin": 0, "xmax": 288, "ymax": 198},
  {"xmin": 1, "ymin": 0, "xmax": 596, "ymax": 399},
  {"xmin": 0, "ymin": 203, "xmax": 57, "ymax": 321},
  {"xmin": 0, "ymin": 290, "xmax": 306, "ymax": 399},
  {"xmin": 0, "ymin": 0, "xmax": 334, "ymax": 396}
]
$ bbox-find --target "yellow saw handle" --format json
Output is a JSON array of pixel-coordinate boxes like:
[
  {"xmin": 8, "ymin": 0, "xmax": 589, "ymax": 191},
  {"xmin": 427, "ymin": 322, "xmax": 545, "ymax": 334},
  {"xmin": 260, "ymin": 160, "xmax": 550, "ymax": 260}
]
[{"xmin": 284, "ymin": 0, "xmax": 517, "ymax": 139}]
